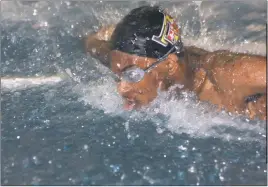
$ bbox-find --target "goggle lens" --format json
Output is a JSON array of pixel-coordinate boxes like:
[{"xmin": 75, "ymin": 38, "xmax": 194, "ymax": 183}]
[{"xmin": 121, "ymin": 66, "xmax": 145, "ymax": 83}]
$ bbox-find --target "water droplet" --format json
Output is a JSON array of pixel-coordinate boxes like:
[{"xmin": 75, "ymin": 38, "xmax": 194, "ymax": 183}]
[
  {"xmin": 156, "ymin": 127, "xmax": 164, "ymax": 134},
  {"xmin": 83, "ymin": 144, "xmax": 88, "ymax": 150},
  {"xmin": 32, "ymin": 156, "xmax": 40, "ymax": 165},
  {"xmin": 17, "ymin": 136, "xmax": 20, "ymax": 139},
  {"xmin": 110, "ymin": 164, "xmax": 120, "ymax": 173},
  {"xmin": 188, "ymin": 165, "xmax": 196, "ymax": 173},
  {"xmin": 178, "ymin": 145, "xmax": 187, "ymax": 151},
  {"xmin": 33, "ymin": 9, "xmax": 37, "ymax": 16}
]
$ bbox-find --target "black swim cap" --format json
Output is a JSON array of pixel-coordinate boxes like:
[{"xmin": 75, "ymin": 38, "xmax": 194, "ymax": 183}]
[{"xmin": 110, "ymin": 6, "xmax": 183, "ymax": 59}]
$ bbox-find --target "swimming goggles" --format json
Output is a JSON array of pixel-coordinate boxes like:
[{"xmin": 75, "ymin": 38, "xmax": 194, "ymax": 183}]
[{"xmin": 114, "ymin": 40, "xmax": 183, "ymax": 83}]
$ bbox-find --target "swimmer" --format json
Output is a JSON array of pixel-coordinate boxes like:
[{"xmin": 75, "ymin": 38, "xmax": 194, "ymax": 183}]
[{"xmin": 84, "ymin": 5, "xmax": 267, "ymax": 120}]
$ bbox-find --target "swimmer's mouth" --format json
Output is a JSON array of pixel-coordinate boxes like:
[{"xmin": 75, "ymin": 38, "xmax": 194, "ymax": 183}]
[{"xmin": 123, "ymin": 98, "xmax": 139, "ymax": 110}]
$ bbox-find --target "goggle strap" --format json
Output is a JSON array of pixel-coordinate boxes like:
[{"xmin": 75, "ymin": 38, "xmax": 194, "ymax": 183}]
[{"xmin": 144, "ymin": 40, "xmax": 182, "ymax": 73}]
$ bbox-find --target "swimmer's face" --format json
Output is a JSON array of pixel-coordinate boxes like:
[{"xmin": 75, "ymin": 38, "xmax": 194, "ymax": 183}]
[{"xmin": 110, "ymin": 50, "xmax": 168, "ymax": 110}]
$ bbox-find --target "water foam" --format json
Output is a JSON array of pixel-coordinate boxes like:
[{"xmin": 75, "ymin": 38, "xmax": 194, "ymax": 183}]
[{"xmin": 73, "ymin": 74, "xmax": 265, "ymax": 143}]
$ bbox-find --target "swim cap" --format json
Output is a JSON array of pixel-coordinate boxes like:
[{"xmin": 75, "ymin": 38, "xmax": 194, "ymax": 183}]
[{"xmin": 110, "ymin": 6, "xmax": 183, "ymax": 59}]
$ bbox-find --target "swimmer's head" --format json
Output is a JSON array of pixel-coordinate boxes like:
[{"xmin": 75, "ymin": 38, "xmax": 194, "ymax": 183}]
[
  {"xmin": 109, "ymin": 6, "xmax": 183, "ymax": 110},
  {"xmin": 110, "ymin": 5, "xmax": 183, "ymax": 59}
]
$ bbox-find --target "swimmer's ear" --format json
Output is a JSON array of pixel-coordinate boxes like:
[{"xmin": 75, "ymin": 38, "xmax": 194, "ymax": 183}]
[{"xmin": 166, "ymin": 53, "xmax": 179, "ymax": 76}]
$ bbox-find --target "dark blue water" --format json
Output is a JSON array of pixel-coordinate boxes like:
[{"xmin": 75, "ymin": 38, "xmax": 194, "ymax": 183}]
[{"xmin": 1, "ymin": 1, "xmax": 267, "ymax": 185}]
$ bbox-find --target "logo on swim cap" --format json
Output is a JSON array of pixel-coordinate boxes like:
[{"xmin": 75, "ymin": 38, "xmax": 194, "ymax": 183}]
[{"xmin": 152, "ymin": 12, "xmax": 180, "ymax": 47}]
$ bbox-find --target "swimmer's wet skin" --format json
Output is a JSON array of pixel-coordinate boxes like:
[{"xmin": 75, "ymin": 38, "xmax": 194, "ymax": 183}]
[{"xmin": 84, "ymin": 5, "xmax": 267, "ymax": 120}]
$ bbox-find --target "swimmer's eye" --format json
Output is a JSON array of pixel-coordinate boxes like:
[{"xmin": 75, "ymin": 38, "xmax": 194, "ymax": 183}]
[{"xmin": 121, "ymin": 66, "xmax": 145, "ymax": 83}]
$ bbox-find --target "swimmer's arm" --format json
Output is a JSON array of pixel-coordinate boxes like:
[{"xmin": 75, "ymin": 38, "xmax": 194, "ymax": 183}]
[{"xmin": 84, "ymin": 25, "xmax": 116, "ymax": 68}]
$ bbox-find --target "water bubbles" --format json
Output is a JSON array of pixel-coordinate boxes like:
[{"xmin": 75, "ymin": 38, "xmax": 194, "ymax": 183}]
[
  {"xmin": 32, "ymin": 156, "xmax": 40, "ymax": 165},
  {"xmin": 56, "ymin": 53, "xmax": 61, "ymax": 57},
  {"xmin": 83, "ymin": 144, "xmax": 89, "ymax": 150},
  {"xmin": 110, "ymin": 164, "xmax": 120, "ymax": 173},
  {"xmin": 56, "ymin": 163, "xmax": 62, "ymax": 168},
  {"xmin": 156, "ymin": 127, "xmax": 164, "ymax": 134},
  {"xmin": 188, "ymin": 165, "xmax": 196, "ymax": 173},
  {"xmin": 16, "ymin": 135, "xmax": 20, "ymax": 139},
  {"xmin": 178, "ymin": 145, "xmax": 187, "ymax": 151},
  {"xmin": 180, "ymin": 153, "xmax": 187, "ymax": 158},
  {"xmin": 219, "ymin": 175, "xmax": 225, "ymax": 181},
  {"xmin": 143, "ymin": 166, "xmax": 150, "ymax": 171},
  {"xmin": 120, "ymin": 174, "xmax": 126, "ymax": 180},
  {"xmin": 48, "ymin": 160, "xmax": 52, "ymax": 164}
]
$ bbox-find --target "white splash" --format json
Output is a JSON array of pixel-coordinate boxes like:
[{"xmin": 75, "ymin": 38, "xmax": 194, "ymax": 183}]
[
  {"xmin": 1, "ymin": 75, "xmax": 66, "ymax": 92},
  {"xmin": 74, "ymin": 76, "xmax": 265, "ymax": 143}
]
